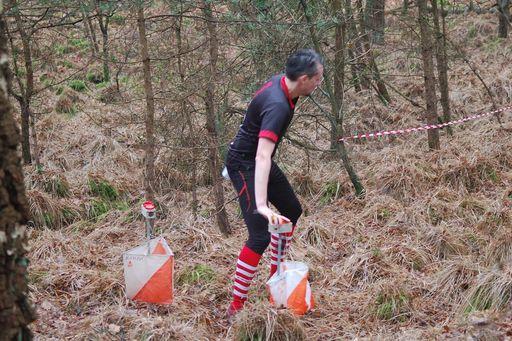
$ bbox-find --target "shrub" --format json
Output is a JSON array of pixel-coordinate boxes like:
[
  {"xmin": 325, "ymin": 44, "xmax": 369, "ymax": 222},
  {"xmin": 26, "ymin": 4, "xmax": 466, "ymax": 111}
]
[
  {"xmin": 68, "ymin": 79, "xmax": 87, "ymax": 92},
  {"xmin": 177, "ymin": 264, "xmax": 215, "ymax": 285},
  {"xmin": 86, "ymin": 69, "xmax": 104, "ymax": 84},
  {"xmin": 55, "ymin": 43, "xmax": 72, "ymax": 55},
  {"xmin": 374, "ymin": 291, "xmax": 411, "ymax": 322},
  {"xmin": 69, "ymin": 38, "xmax": 89, "ymax": 50},
  {"xmin": 86, "ymin": 199, "xmax": 110, "ymax": 221},
  {"xmin": 320, "ymin": 181, "xmax": 340, "ymax": 205},
  {"xmin": 88, "ymin": 178, "xmax": 119, "ymax": 201},
  {"xmin": 42, "ymin": 174, "xmax": 70, "ymax": 198}
]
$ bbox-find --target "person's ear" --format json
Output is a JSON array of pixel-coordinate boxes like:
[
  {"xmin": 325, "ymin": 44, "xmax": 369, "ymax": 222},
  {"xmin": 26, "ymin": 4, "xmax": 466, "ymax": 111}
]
[{"xmin": 297, "ymin": 74, "xmax": 309, "ymax": 84}]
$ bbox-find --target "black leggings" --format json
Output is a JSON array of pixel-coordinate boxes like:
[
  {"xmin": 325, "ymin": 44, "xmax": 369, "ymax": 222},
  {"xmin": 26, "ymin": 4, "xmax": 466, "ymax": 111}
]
[{"xmin": 226, "ymin": 152, "xmax": 303, "ymax": 255}]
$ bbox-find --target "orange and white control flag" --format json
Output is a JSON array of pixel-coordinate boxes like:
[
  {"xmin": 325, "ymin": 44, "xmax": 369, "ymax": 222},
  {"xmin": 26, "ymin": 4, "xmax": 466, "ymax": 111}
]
[
  {"xmin": 123, "ymin": 237, "xmax": 174, "ymax": 304},
  {"xmin": 266, "ymin": 261, "xmax": 314, "ymax": 315}
]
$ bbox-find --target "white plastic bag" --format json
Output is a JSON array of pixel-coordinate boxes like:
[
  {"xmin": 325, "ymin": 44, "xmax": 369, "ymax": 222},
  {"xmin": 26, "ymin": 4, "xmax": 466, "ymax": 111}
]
[
  {"xmin": 123, "ymin": 237, "xmax": 174, "ymax": 304},
  {"xmin": 266, "ymin": 261, "xmax": 314, "ymax": 315}
]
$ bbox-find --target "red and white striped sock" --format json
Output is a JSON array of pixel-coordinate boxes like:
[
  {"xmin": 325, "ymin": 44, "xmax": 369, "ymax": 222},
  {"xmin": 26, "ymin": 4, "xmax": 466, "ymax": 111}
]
[
  {"xmin": 269, "ymin": 225, "xmax": 296, "ymax": 277},
  {"xmin": 230, "ymin": 245, "xmax": 262, "ymax": 313}
]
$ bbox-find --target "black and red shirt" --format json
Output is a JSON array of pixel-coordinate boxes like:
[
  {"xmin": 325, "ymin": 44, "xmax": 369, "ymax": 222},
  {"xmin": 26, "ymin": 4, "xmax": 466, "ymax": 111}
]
[{"xmin": 229, "ymin": 74, "xmax": 298, "ymax": 158}]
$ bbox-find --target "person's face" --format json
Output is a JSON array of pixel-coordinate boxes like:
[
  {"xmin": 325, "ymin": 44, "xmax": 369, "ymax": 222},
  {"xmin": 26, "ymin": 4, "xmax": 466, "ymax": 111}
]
[{"xmin": 297, "ymin": 63, "xmax": 324, "ymax": 96}]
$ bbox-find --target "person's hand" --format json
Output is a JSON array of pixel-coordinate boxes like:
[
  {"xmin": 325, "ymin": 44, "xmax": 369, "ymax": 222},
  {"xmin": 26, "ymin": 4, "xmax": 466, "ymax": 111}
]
[{"xmin": 257, "ymin": 206, "xmax": 289, "ymax": 225}]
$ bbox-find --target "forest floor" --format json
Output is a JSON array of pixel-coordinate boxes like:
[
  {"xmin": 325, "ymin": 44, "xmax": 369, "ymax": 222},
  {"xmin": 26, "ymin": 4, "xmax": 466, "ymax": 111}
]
[{"xmin": 24, "ymin": 7, "xmax": 512, "ymax": 341}]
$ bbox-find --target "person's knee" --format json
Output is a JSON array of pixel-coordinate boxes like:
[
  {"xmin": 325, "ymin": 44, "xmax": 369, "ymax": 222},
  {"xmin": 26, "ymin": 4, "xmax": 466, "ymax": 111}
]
[{"xmin": 246, "ymin": 233, "xmax": 271, "ymax": 255}]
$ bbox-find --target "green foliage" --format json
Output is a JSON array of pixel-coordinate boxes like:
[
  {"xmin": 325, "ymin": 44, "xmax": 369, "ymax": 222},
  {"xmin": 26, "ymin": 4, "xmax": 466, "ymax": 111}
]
[
  {"xmin": 35, "ymin": 164, "xmax": 44, "ymax": 174},
  {"xmin": 464, "ymin": 287, "xmax": 494, "ymax": 314},
  {"xmin": 60, "ymin": 104, "xmax": 77, "ymax": 117},
  {"xmin": 113, "ymin": 200, "xmax": 130, "ymax": 212},
  {"xmin": 15, "ymin": 68, "xmax": 26, "ymax": 78},
  {"xmin": 87, "ymin": 70, "xmax": 104, "ymax": 84},
  {"xmin": 68, "ymin": 79, "xmax": 87, "ymax": 92},
  {"xmin": 371, "ymin": 248, "xmax": 382, "ymax": 258},
  {"xmin": 55, "ymin": 86, "xmax": 64, "ymax": 95},
  {"xmin": 485, "ymin": 168, "xmax": 499, "ymax": 183},
  {"xmin": 88, "ymin": 178, "xmax": 119, "ymax": 201},
  {"xmin": 42, "ymin": 176, "xmax": 70, "ymax": 198},
  {"xmin": 320, "ymin": 181, "xmax": 340, "ymax": 205},
  {"xmin": 69, "ymin": 38, "xmax": 89, "ymax": 50},
  {"xmin": 42, "ymin": 212, "xmax": 55, "ymax": 228},
  {"xmin": 61, "ymin": 207, "xmax": 80, "ymax": 224},
  {"xmin": 237, "ymin": 330, "xmax": 265, "ymax": 341},
  {"xmin": 55, "ymin": 44, "xmax": 72, "ymax": 55},
  {"xmin": 95, "ymin": 81, "xmax": 109, "ymax": 89},
  {"xmin": 111, "ymin": 14, "xmax": 126, "ymax": 25},
  {"xmin": 177, "ymin": 264, "xmax": 216, "ymax": 285},
  {"xmin": 484, "ymin": 37, "xmax": 504, "ymax": 53},
  {"xmin": 377, "ymin": 208, "xmax": 391, "ymax": 220},
  {"xmin": 61, "ymin": 60, "xmax": 75, "ymax": 69},
  {"xmin": 467, "ymin": 25, "xmax": 477, "ymax": 39},
  {"xmin": 375, "ymin": 291, "xmax": 410, "ymax": 321},
  {"xmin": 87, "ymin": 199, "xmax": 110, "ymax": 220}
]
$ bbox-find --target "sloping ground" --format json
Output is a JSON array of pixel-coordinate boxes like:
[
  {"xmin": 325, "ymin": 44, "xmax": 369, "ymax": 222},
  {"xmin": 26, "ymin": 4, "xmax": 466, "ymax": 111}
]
[{"xmin": 25, "ymin": 9, "xmax": 512, "ymax": 341}]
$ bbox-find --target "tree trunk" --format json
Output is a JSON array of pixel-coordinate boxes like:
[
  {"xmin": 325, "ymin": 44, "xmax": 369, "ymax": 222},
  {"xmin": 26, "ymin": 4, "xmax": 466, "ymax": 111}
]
[
  {"xmin": 30, "ymin": 111, "xmax": 41, "ymax": 169},
  {"xmin": 357, "ymin": 0, "xmax": 391, "ymax": 104},
  {"xmin": 176, "ymin": 14, "xmax": 198, "ymax": 218},
  {"xmin": 203, "ymin": 2, "xmax": 231, "ymax": 236},
  {"xmin": 0, "ymin": 16, "xmax": 36, "ymax": 339},
  {"xmin": 13, "ymin": 5, "xmax": 34, "ymax": 164},
  {"xmin": 301, "ymin": 0, "xmax": 365, "ymax": 197},
  {"xmin": 350, "ymin": 0, "xmax": 372, "ymax": 90},
  {"xmin": 96, "ymin": 1, "xmax": 110, "ymax": 82},
  {"xmin": 365, "ymin": 0, "xmax": 386, "ymax": 44},
  {"xmin": 345, "ymin": 0, "xmax": 363, "ymax": 92},
  {"xmin": 431, "ymin": 0, "xmax": 452, "ymax": 135},
  {"xmin": 402, "ymin": 0, "xmax": 410, "ymax": 14},
  {"xmin": 81, "ymin": 5, "xmax": 99, "ymax": 57},
  {"xmin": 20, "ymin": 101, "xmax": 31, "ymax": 164},
  {"xmin": 498, "ymin": 0, "xmax": 510, "ymax": 38},
  {"xmin": 416, "ymin": 0, "xmax": 440, "ymax": 150},
  {"xmin": 136, "ymin": 7, "xmax": 156, "ymax": 201}
]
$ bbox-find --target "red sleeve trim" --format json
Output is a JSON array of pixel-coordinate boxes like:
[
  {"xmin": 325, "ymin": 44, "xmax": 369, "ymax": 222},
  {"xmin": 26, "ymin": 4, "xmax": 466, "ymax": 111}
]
[{"xmin": 259, "ymin": 130, "xmax": 278, "ymax": 143}]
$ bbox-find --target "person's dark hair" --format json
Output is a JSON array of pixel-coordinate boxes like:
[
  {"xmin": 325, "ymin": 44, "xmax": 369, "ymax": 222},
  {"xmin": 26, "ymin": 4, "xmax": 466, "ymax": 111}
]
[{"xmin": 285, "ymin": 49, "xmax": 323, "ymax": 81}]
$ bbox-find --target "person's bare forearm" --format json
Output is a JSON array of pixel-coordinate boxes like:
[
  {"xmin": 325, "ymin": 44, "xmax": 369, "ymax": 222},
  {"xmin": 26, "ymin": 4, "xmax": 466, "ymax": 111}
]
[{"xmin": 255, "ymin": 153, "xmax": 272, "ymax": 210}]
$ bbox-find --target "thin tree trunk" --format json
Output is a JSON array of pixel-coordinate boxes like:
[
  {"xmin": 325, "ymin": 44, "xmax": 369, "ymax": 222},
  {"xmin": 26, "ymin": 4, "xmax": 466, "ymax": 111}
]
[
  {"xmin": 402, "ymin": 0, "xmax": 410, "ymax": 15},
  {"xmin": 351, "ymin": 0, "xmax": 372, "ymax": 90},
  {"xmin": 176, "ymin": 13, "xmax": 198, "ymax": 219},
  {"xmin": 0, "ymin": 16, "xmax": 36, "ymax": 339},
  {"xmin": 345, "ymin": 0, "xmax": 363, "ymax": 92},
  {"xmin": 96, "ymin": 1, "xmax": 110, "ymax": 82},
  {"xmin": 203, "ymin": 2, "xmax": 231, "ymax": 236},
  {"xmin": 357, "ymin": 0, "xmax": 391, "ymax": 104},
  {"xmin": 416, "ymin": 0, "xmax": 440, "ymax": 150},
  {"xmin": 498, "ymin": 0, "xmax": 510, "ymax": 38},
  {"xmin": 137, "ymin": 7, "xmax": 156, "ymax": 201},
  {"xmin": 365, "ymin": 0, "xmax": 386, "ymax": 44},
  {"xmin": 431, "ymin": 0, "xmax": 452, "ymax": 135},
  {"xmin": 30, "ymin": 111, "xmax": 41, "ymax": 169},
  {"xmin": 81, "ymin": 6, "xmax": 99, "ymax": 57},
  {"xmin": 13, "ymin": 5, "xmax": 34, "ymax": 164},
  {"xmin": 301, "ymin": 0, "xmax": 365, "ymax": 197}
]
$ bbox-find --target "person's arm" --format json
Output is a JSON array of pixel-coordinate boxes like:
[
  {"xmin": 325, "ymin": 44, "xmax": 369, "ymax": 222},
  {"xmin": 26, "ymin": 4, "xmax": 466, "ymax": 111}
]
[
  {"xmin": 255, "ymin": 101, "xmax": 290, "ymax": 223},
  {"xmin": 255, "ymin": 138, "xmax": 273, "ymax": 218},
  {"xmin": 255, "ymin": 138, "xmax": 288, "ymax": 223}
]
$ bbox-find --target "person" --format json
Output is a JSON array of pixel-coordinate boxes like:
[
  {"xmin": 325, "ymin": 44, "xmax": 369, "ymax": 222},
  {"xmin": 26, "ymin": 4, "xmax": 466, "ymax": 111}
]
[{"xmin": 224, "ymin": 49, "xmax": 324, "ymax": 317}]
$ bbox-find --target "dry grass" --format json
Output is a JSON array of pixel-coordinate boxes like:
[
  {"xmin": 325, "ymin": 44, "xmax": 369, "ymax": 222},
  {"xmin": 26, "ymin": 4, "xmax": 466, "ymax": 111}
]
[
  {"xmin": 24, "ymin": 6, "xmax": 512, "ymax": 340},
  {"xmin": 232, "ymin": 302, "xmax": 307, "ymax": 341}
]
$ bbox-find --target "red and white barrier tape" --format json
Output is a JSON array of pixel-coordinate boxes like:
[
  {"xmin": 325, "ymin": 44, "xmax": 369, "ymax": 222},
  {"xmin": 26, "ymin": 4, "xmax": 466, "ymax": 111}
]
[{"xmin": 338, "ymin": 105, "xmax": 512, "ymax": 143}]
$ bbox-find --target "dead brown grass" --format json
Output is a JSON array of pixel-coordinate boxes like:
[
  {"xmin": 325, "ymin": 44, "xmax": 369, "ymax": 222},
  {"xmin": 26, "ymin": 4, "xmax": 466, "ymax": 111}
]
[{"xmin": 24, "ymin": 6, "xmax": 512, "ymax": 340}]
